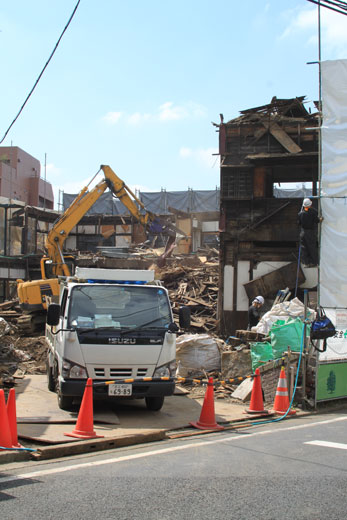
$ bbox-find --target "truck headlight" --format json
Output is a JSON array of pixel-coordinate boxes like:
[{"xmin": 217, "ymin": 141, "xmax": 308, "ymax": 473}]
[
  {"xmin": 62, "ymin": 359, "xmax": 87, "ymax": 379},
  {"xmin": 153, "ymin": 360, "xmax": 176, "ymax": 378}
]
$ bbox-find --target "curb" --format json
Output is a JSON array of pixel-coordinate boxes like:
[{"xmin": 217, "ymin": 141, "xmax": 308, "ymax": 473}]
[
  {"xmin": 0, "ymin": 450, "xmax": 32, "ymax": 464},
  {"xmin": 0, "ymin": 409, "xmax": 312, "ymax": 465},
  {"xmin": 0, "ymin": 431, "xmax": 166, "ymax": 464},
  {"xmin": 30, "ymin": 430, "xmax": 167, "ymax": 461}
]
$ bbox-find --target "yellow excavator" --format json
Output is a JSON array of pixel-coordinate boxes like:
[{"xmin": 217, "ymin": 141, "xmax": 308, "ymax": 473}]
[{"xmin": 16, "ymin": 165, "xmax": 179, "ymax": 331}]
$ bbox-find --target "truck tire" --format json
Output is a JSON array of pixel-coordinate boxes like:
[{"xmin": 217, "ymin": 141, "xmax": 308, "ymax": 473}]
[
  {"xmin": 57, "ymin": 391, "xmax": 74, "ymax": 411},
  {"xmin": 145, "ymin": 396, "xmax": 164, "ymax": 411}
]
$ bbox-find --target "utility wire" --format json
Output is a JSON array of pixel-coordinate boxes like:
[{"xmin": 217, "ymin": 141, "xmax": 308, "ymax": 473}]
[
  {"xmin": 0, "ymin": 0, "xmax": 81, "ymax": 144},
  {"xmin": 307, "ymin": 0, "xmax": 347, "ymax": 15}
]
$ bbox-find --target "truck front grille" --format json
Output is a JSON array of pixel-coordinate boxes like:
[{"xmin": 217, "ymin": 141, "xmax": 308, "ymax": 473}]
[
  {"xmin": 92, "ymin": 367, "xmax": 149, "ymax": 378},
  {"xmin": 110, "ymin": 368, "xmax": 133, "ymax": 377}
]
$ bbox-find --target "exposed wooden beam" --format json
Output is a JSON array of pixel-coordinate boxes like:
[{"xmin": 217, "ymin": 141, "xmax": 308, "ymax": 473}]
[{"xmin": 262, "ymin": 122, "xmax": 302, "ymax": 154}]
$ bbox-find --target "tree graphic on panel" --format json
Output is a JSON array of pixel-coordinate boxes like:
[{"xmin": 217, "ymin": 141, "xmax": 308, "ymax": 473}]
[{"xmin": 326, "ymin": 370, "xmax": 336, "ymax": 394}]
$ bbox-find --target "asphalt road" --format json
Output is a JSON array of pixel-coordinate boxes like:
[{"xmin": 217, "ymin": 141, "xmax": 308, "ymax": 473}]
[{"xmin": 1, "ymin": 412, "xmax": 347, "ymax": 519}]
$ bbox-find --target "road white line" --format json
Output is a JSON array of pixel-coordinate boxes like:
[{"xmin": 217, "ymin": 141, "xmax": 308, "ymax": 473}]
[
  {"xmin": 305, "ymin": 440, "xmax": 347, "ymax": 450},
  {"xmin": 1, "ymin": 415, "xmax": 347, "ymax": 484}
]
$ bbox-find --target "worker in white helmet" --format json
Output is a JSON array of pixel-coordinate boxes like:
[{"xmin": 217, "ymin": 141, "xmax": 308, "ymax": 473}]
[
  {"xmin": 248, "ymin": 295, "xmax": 264, "ymax": 330},
  {"xmin": 297, "ymin": 198, "xmax": 323, "ymax": 267}
]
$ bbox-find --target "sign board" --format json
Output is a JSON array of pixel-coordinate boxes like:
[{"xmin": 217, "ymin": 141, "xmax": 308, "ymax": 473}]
[
  {"xmin": 316, "ymin": 361, "xmax": 347, "ymax": 401},
  {"xmin": 319, "ymin": 308, "xmax": 347, "ymax": 362}
]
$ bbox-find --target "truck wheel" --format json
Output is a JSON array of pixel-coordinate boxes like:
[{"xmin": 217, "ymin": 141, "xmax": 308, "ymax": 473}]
[
  {"xmin": 57, "ymin": 391, "xmax": 74, "ymax": 411},
  {"xmin": 145, "ymin": 396, "xmax": 164, "ymax": 411}
]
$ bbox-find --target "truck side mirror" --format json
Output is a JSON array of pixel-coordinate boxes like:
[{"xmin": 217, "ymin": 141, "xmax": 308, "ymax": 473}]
[
  {"xmin": 47, "ymin": 303, "xmax": 60, "ymax": 326},
  {"xmin": 168, "ymin": 321, "xmax": 179, "ymax": 333},
  {"xmin": 179, "ymin": 305, "xmax": 191, "ymax": 329}
]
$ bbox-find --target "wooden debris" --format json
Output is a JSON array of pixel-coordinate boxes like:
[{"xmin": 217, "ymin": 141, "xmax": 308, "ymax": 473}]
[
  {"xmin": 157, "ymin": 260, "xmax": 219, "ymax": 333},
  {"xmin": 236, "ymin": 330, "xmax": 266, "ymax": 342}
]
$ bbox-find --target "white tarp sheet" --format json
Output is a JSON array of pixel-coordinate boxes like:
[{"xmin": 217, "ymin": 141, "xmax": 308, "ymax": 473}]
[
  {"xmin": 321, "ymin": 60, "xmax": 347, "ymax": 309},
  {"xmin": 253, "ymin": 297, "xmax": 315, "ymax": 335},
  {"xmin": 320, "ymin": 59, "xmax": 347, "ymax": 360},
  {"xmin": 175, "ymin": 333, "xmax": 221, "ymax": 377}
]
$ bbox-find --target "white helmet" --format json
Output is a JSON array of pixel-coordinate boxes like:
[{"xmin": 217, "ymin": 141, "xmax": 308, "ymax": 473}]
[
  {"xmin": 253, "ymin": 296, "xmax": 264, "ymax": 305},
  {"xmin": 303, "ymin": 198, "xmax": 312, "ymax": 207}
]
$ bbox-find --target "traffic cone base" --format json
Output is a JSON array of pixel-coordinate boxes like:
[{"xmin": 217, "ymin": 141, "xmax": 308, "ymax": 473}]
[
  {"xmin": 244, "ymin": 408, "xmax": 270, "ymax": 415},
  {"xmin": 190, "ymin": 420, "xmax": 224, "ymax": 431},
  {"xmin": 273, "ymin": 409, "xmax": 296, "ymax": 416},
  {"xmin": 6, "ymin": 388, "xmax": 23, "ymax": 448},
  {"xmin": 65, "ymin": 428, "xmax": 103, "ymax": 439},
  {"xmin": 272, "ymin": 367, "xmax": 296, "ymax": 415},
  {"xmin": 64, "ymin": 378, "xmax": 104, "ymax": 439},
  {"xmin": 190, "ymin": 377, "xmax": 224, "ymax": 431},
  {"xmin": 0, "ymin": 389, "xmax": 13, "ymax": 450},
  {"xmin": 245, "ymin": 368, "xmax": 269, "ymax": 415}
]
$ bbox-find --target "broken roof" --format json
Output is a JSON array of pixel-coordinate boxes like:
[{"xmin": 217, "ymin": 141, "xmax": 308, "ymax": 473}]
[{"xmin": 217, "ymin": 96, "xmax": 319, "ymax": 126}]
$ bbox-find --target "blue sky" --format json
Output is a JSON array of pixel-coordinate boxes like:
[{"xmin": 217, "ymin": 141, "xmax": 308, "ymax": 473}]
[{"xmin": 1, "ymin": 1, "xmax": 347, "ymax": 207}]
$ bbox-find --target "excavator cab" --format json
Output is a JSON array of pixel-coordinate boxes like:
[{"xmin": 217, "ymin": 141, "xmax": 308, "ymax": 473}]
[{"xmin": 41, "ymin": 255, "xmax": 76, "ymax": 280}]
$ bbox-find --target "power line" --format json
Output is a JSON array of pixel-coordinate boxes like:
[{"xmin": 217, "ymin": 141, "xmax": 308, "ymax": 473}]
[
  {"xmin": 306, "ymin": 0, "xmax": 347, "ymax": 15},
  {"xmin": 0, "ymin": 0, "xmax": 81, "ymax": 145}
]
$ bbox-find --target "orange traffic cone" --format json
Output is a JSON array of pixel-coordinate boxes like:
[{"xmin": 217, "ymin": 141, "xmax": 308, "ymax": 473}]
[
  {"xmin": 190, "ymin": 377, "xmax": 224, "ymax": 430},
  {"xmin": 64, "ymin": 379, "xmax": 104, "ymax": 439},
  {"xmin": 273, "ymin": 367, "xmax": 296, "ymax": 415},
  {"xmin": 245, "ymin": 368, "xmax": 269, "ymax": 415},
  {"xmin": 6, "ymin": 388, "xmax": 22, "ymax": 448},
  {"xmin": 0, "ymin": 389, "xmax": 13, "ymax": 450}
]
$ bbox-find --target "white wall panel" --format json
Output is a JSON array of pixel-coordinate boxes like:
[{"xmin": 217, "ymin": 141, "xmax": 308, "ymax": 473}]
[
  {"xmin": 223, "ymin": 265, "xmax": 234, "ymax": 310},
  {"xmin": 237, "ymin": 261, "xmax": 250, "ymax": 311}
]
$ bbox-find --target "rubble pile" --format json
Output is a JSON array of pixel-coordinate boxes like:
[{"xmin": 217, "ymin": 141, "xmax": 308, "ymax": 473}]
[
  {"xmin": 156, "ymin": 258, "xmax": 219, "ymax": 333},
  {"xmin": 0, "ymin": 319, "xmax": 46, "ymax": 388}
]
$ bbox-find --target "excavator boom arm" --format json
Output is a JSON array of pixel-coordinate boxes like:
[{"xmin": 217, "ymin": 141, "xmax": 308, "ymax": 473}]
[
  {"xmin": 45, "ymin": 165, "xmax": 176, "ymax": 277},
  {"xmin": 45, "ymin": 179, "xmax": 110, "ymax": 275},
  {"xmin": 100, "ymin": 165, "xmax": 154, "ymax": 226}
]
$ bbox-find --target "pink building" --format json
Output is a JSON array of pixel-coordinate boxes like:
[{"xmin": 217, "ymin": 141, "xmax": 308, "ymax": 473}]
[{"xmin": 0, "ymin": 146, "xmax": 53, "ymax": 209}]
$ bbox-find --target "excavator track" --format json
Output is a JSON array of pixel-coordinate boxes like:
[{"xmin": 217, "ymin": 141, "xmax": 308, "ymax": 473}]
[{"xmin": 16, "ymin": 313, "xmax": 46, "ymax": 333}]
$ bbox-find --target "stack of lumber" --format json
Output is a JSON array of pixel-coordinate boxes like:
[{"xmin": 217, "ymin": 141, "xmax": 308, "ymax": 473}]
[
  {"xmin": 157, "ymin": 260, "xmax": 219, "ymax": 333},
  {"xmin": 0, "ymin": 299, "xmax": 21, "ymax": 322}
]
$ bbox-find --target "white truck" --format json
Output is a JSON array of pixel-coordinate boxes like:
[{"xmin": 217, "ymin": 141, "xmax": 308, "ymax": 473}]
[{"xmin": 46, "ymin": 267, "xmax": 190, "ymax": 411}]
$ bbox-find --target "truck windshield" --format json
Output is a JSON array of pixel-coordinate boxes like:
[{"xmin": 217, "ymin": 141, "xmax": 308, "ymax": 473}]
[{"xmin": 68, "ymin": 285, "xmax": 172, "ymax": 330}]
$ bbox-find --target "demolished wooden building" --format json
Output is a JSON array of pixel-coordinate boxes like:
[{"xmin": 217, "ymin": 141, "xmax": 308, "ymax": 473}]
[
  {"xmin": 0, "ymin": 187, "xmax": 220, "ymax": 301},
  {"xmin": 216, "ymin": 96, "xmax": 320, "ymax": 335}
]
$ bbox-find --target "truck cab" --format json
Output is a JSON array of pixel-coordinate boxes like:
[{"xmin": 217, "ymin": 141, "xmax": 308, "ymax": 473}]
[{"xmin": 46, "ymin": 267, "xmax": 189, "ymax": 411}]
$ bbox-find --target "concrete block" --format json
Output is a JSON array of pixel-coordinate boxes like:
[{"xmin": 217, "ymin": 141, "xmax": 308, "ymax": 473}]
[
  {"xmin": 231, "ymin": 377, "xmax": 253, "ymax": 402},
  {"xmin": 221, "ymin": 350, "xmax": 252, "ymax": 379}
]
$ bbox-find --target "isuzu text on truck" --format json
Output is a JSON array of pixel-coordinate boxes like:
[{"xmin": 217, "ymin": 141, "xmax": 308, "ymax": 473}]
[{"xmin": 46, "ymin": 267, "xmax": 190, "ymax": 411}]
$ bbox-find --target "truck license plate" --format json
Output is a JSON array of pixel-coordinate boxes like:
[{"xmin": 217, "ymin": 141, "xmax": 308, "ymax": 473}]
[{"xmin": 108, "ymin": 383, "xmax": 132, "ymax": 396}]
